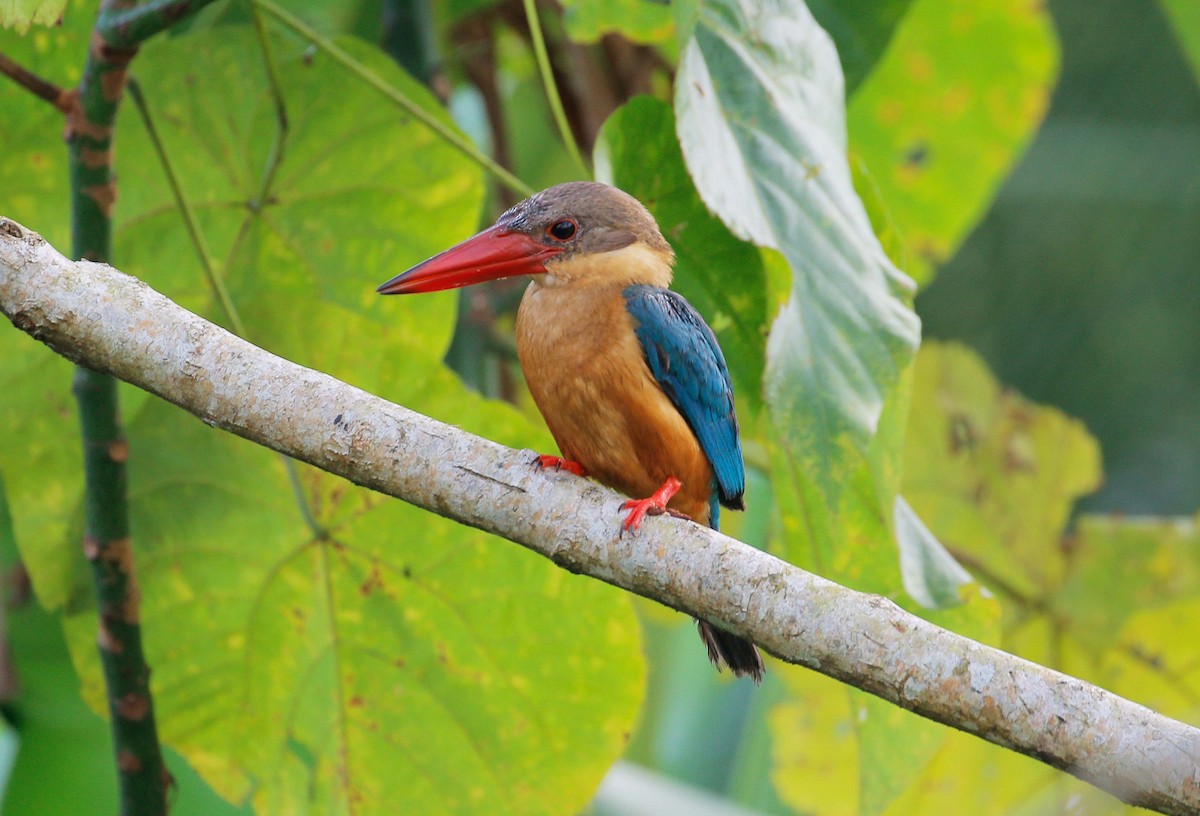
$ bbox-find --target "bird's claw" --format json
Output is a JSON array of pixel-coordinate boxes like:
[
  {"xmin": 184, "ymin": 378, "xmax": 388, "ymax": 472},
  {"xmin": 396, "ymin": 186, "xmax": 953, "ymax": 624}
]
[
  {"xmin": 619, "ymin": 476, "xmax": 685, "ymax": 533},
  {"xmin": 532, "ymin": 453, "xmax": 587, "ymax": 477}
]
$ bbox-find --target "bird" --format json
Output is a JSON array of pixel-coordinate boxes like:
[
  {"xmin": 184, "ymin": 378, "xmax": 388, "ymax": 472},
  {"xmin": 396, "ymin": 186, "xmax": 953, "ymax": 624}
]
[{"xmin": 377, "ymin": 181, "xmax": 764, "ymax": 682}]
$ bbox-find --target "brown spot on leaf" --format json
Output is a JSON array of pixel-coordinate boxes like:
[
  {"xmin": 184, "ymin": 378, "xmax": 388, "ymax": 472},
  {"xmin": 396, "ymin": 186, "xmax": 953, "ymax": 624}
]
[
  {"xmin": 948, "ymin": 413, "xmax": 977, "ymax": 453},
  {"xmin": 117, "ymin": 692, "xmax": 150, "ymax": 721},
  {"xmin": 1003, "ymin": 435, "xmax": 1036, "ymax": 473},
  {"xmin": 360, "ymin": 569, "xmax": 384, "ymax": 596},
  {"xmin": 348, "ymin": 695, "xmax": 365, "ymax": 708},
  {"xmin": 904, "ymin": 142, "xmax": 930, "ymax": 169}
]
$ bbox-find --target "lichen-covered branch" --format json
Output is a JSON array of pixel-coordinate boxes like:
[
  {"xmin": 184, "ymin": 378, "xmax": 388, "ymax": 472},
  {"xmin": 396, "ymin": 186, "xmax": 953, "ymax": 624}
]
[{"xmin": 1, "ymin": 220, "xmax": 1198, "ymax": 816}]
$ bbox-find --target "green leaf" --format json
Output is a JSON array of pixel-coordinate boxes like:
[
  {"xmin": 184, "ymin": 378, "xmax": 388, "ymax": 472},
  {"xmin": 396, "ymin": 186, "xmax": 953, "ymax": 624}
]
[
  {"xmin": 877, "ymin": 345, "xmax": 1200, "ymax": 814},
  {"xmin": 113, "ymin": 30, "xmax": 481, "ymax": 346},
  {"xmin": 770, "ymin": 668, "xmax": 859, "ymax": 816},
  {"xmin": 675, "ymin": 0, "xmax": 921, "ymax": 512},
  {"xmin": 0, "ymin": 0, "xmax": 66, "ymax": 33},
  {"xmin": 1161, "ymin": 0, "xmax": 1200, "ymax": 84},
  {"xmin": 0, "ymin": 24, "xmax": 647, "ymax": 814},
  {"xmin": 559, "ymin": 0, "xmax": 674, "ymax": 44},
  {"xmin": 893, "ymin": 495, "xmax": 973, "ymax": 609},
  {"xmin": 594, "ymin": 95, "xmax": 768, "ymax": 413},
  {"xmin": 67, "ymin": 389, "xmax": 644, "ymax": 814},
  {"xmin": 901, "ymin": 342, "xmax": 1102, "ymax": 606},
  {"xmin": 0, "ymin": 0, "xmax": 92, "ymax": 254},
  {"xmin": 847, "ymin": 0, "xmax": 1059, "ymax": 285},
  {"xmin": 806, "ymin": 0, "xmax": 913, "ymax": 95},
  {"xmin": 1061, "ymin": 515, "xmax": 1200, "ymax": 669}
]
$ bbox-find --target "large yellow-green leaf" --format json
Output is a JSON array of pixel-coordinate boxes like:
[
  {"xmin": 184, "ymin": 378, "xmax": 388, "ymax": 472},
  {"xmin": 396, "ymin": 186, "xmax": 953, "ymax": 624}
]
[
  {"xmin": 113, "ymin": 31, "xmax": 478, "ymax": 342},
  {"xmin": 67, "ymin": 380, "xmax": 643, "ymax": 814},
  {"xmin": 902, "ymin": 342, "xmax": 1101, "ymax": 607},
  {"xmin": 594, "ymin": 95, "xmax": 768, "ymax": 412},
  {"xmin": 0, "ymin": 0, "xmax": 65, "ymax": 33},
  {"xmin": 675, "ymin": 0, "xmax": 921, "ymax": 514},
  {"xmin": 771, "ymin": 585, "xmax": 999, "ymax": 816},
  {"xmin": 3, "ymin": 22, "xmax": 646, "ymax": 814},
  {"xmin": 885, "ymin": 517, "xmax": 1200, "ymax": 816},
  {"xmin": 807, "ymin": 0, "xmax": 913, "ymax": 95},
  {"xmin": 1060, "ymin": 516, "xmax": 1200, "ymax": 659},
  {"xmin": 0, "ymin": 0, "xmax": 151, "ymax": 610},
  {"xmin": 847, "ymin": 0, "xmax": 1058, "ymax": 285},
  {"xmin": 0, "ymin": 0, "xmax": 88, "ymax": 259},
  {"xmin": 878, "ymin": 346, "xmax": 1200, "ymax": 814}
]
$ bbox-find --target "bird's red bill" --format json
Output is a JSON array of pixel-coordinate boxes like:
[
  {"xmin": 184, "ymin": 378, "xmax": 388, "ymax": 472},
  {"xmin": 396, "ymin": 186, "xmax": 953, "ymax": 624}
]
[{"xmin": 377, "ymin": 226, "xmax": 562, "ymax": 294}]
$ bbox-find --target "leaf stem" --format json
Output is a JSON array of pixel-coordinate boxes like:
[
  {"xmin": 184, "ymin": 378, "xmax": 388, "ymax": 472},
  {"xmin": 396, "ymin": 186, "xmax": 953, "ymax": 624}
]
[
  {"xmin": 126, "ymin": 79, "xmax": 244, "ymax": 336},
  {"xmin": 126, "ymin": 77, "xmax": 326, "ymax": 541},
  {"xmin": 251, "ymin": 0, "xmax": 535, "ymax": 198},
  {"xmin": 521, "ymin": 0, "xmax": 590, "ymax": 179},
  {"xmin": 249, "ymin": 3, "xmax": 289, "ymax": 210}
]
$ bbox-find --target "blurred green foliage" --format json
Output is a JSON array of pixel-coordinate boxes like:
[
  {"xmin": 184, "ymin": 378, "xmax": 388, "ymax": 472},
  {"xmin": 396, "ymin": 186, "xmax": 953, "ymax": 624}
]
[{"xmin": 0, "ymin": 0, "xmax": 1196, "ymax": 814}]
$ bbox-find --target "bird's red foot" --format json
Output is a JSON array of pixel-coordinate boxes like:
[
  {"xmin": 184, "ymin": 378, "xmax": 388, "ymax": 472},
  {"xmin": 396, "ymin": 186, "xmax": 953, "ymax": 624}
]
[
  {"xmin": 621, "ymin": 476, "xmax": 685, "ymax": 532},
  {"xmin": 533, "ymin": 454, "xmax": 587, "ymax": 477}
]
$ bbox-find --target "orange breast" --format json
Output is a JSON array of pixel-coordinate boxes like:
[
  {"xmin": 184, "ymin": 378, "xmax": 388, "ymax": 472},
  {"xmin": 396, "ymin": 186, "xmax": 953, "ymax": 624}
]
[{"xmin": 516, "ymin": 280, "xmax": 714, "ymax": 524}]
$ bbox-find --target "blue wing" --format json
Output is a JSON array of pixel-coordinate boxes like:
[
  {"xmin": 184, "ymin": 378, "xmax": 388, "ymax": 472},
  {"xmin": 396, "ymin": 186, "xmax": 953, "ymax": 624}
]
[{"xmin": 623, "ymin": 285, "xmax": 745, "ymax": 516}]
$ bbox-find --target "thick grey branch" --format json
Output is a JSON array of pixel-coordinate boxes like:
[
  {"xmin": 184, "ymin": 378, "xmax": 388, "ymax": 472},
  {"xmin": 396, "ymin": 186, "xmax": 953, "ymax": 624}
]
[{"xmin": 1, "ymin": 218, "xmax": 1198, "ymax": 816}]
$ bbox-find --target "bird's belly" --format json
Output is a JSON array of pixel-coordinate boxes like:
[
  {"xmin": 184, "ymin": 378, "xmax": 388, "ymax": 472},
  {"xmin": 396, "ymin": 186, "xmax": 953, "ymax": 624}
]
[{"xmin": 517, "ymin": 289, "xmax": 713, "ymax": 522}]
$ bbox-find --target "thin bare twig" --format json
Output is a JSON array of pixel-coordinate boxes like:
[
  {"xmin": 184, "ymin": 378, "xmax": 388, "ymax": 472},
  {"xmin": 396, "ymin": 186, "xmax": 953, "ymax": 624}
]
[{"xmin": 0, "ymin": 52, "xmax": 72, "ymax": 111}]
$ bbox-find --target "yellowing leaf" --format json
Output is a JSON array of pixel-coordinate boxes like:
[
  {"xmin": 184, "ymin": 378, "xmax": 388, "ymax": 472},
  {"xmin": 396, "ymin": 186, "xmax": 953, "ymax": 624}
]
[
  {"xmin": 848, "ymin": 0, "xmax": 1059, "ymax": 285},
  {"xmin": 0, "ymin": 0, "xmax": 66, "ymax": 33},
  {"xmin": 902, "ymin": 342, "xmax": 1101, "ymax": 602}
]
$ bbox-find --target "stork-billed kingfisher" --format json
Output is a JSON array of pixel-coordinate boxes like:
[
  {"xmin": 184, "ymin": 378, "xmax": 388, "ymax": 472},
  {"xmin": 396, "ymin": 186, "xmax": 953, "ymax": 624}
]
[{"xmin": 378, "ymin": 181, "xmax": 764, "ymax": 682}]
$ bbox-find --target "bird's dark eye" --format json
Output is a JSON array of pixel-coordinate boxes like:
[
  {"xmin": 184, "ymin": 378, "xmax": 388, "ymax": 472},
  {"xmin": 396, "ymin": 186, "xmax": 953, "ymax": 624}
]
[{"xmin": 548, "ymin": 219, "xmax": 577, "ymax": 241}]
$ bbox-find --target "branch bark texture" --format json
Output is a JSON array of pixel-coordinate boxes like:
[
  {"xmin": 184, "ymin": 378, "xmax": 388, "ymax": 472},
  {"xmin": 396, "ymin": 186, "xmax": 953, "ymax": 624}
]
[{"xmin": 1, "ymin": 220, "xmax": 1198, "ymax": 816}]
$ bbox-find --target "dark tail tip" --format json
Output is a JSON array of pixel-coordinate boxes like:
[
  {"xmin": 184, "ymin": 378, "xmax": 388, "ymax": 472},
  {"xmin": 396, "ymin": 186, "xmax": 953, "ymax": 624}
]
[{"xmin": 696, "ymin": 619, "xmax": 764, "ymax": 684}]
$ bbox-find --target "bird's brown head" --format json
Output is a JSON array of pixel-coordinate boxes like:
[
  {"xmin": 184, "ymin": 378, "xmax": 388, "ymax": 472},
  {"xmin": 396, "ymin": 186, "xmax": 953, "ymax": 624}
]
[{"xmin": 377, "ymin": 182, "xmax": 674, "ymax": 295}]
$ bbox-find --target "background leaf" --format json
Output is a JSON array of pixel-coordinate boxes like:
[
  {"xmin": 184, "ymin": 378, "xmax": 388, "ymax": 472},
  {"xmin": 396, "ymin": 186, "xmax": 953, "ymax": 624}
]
[
  {"xmin": 558, "ymin": 0, "xmax": 674, "ymax": 45},
  {"xmin": 1160, "ymin": 0, "xmax": 1200, "ymax": 84},
  {"xmin": 675, "ymin": 0, "xmax": 921, "ymax": 511},
  {"xmin": 901, "ymin": 342, "xmax": 1102, "ymax": 605},
  {"xmin": 0, "ymin": 0, "xmax": 66, "ymax": 33},
  {"xmin": 594, "ymin": 95, "xmax": 768, "ymax": 412},
  {"xmin": 2, "ymin": 23, "xmax": 648, "ymax": 814},
  {"xmin": 847, "ymin": 0, "xmax": 1059, "ymax": 285},
  {"xmin": 807, "ymin": 0, "xmax": 913, "ymax": 95}
]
